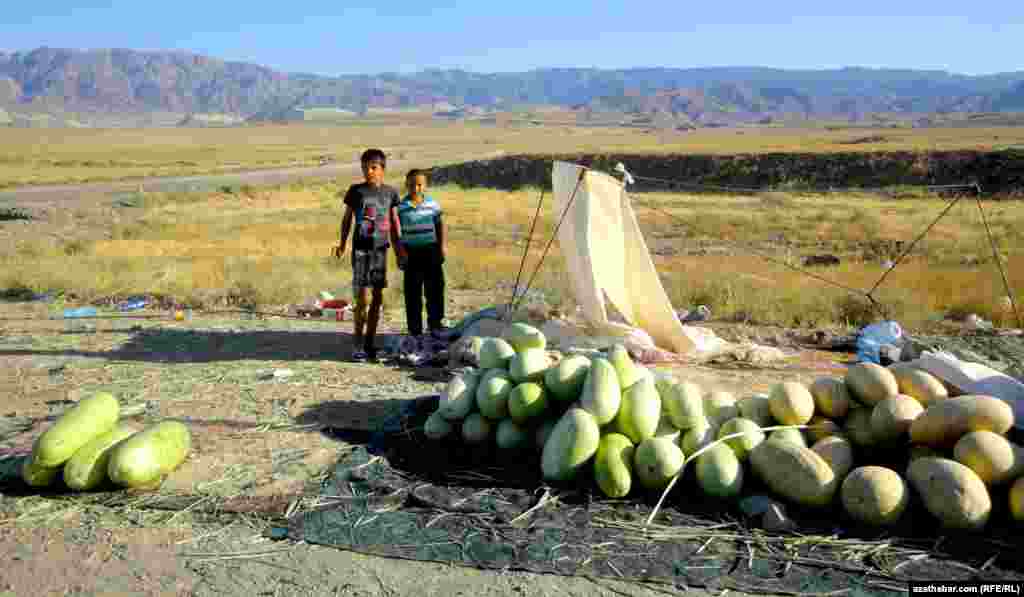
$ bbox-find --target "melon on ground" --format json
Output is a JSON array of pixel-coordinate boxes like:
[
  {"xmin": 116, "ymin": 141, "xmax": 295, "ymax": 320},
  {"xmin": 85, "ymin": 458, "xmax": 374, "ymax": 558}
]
[
  {"xmin": 1011, "ymin": 477, "xmax": 1024, "ymax": 522},
  {"xmin": 664, "ymin": 381, "xmax": 705, "ymax": 430},
  {"xmin": 844, "ymin": 407, "xmax": 875, "ymax": 447},
  {"xmin": 841, "ymin": 466, "xmax": 910, "ymax": 526},
  {"xmin": 906, "ymin": 457, "xmax": 991, "ymax": 530},
  {"xmin": 502, "ymin": 322, "xmax": 546, "ymax": 352},
  {"xmin": 737, "ymin": 393, "xmax": 773, "ymax": 427},
  {"xmin": 496, "ymin": 418, "xmax": 531, "ymax": 450},
  {"xmin": 508, "ymin": 382, "xmax": 549, "ymax": 424},
  {"xmin": 461, "ymin": 413, "xmax": 492, "ymax": 444},
  {"xmin": 424, "ymin": 410, "xmax": 455, "ymax": 440},
  {"xmin": 809, "ymin": 377, "xmax": 851, "ymax": 419},
  {"xmin": 811, "ymin": 435, "xmax": 855, "ymax": 479},
  {"xmin": 717, "ymin": 417, "xmax": 764, "ymax": 461},
  {"xmin": 508, "ymin": 348, "xmax": 550, "ymax": 384},
  {"xmin": 696, "ymin": 443, "xmax": 744, "ymax": 498},
  {"xmin": 768, "ymin": 382, "xmax": 815, "ymax": 426},
  {"xmin": 870, "ymin": 394, "xmax": 924, "ymax": 444},
  {"xmin": 439, "ymin": 372, "xmax": 479, "ymax": 421},
  {"xmin": 614, "ymin": 377, "xmax": 662, "ymax": 444},
  {"xmin": 544, "ymin": 355, "xmax": 592, "ymax": 403},
  {"xmin": 479, "ymin": 337, "xmax": 516, "ymax": 369},
  {"xmin": 634, "ymin": 437, "xmax": 685, "ymax": 491},
  {"xmin": 578, "ymin": 357, "xmax": 621, "ymax": 425},
  {"xmin": 804, "ymin": 415, "xmax": 842, "ymax": 444},
  {"xmin": 681, "ymin": 419, "xmax": 719, "ymax": 457},
  {"xmin": 845, "ymin": 363, "xmax": 899, "ymax": 406},
  {"xmin": 952, "ymin": 430, "xmax": 1024, "ymax": 485},
  {"xmin": 594, "ymin": 433, "xmax": 635, "ymax": 498},
  {"xmin": 909, "ymin": 395, "xmax": 1015, "ymax": 448},
  {"xmin": 704, "ymin": 390, "xmax": 739, "ymax": 425},
  {"xmin": 888, "ymin": 364, "xmax": 948, "ymax": 405},
  {"xmin": 476, "ymin": 369, "xmax": 514, "ymax": 420},
  {"xmin": 541, "ymin": 408, "xmax": 601, "ymax": 482},
  {"xmin": 750, "ymin": 439, "xmax": 839, "ymax": 507},
  {"xmin": 770, "ymin": 428, "xmax": 807, "ymax": 448}
]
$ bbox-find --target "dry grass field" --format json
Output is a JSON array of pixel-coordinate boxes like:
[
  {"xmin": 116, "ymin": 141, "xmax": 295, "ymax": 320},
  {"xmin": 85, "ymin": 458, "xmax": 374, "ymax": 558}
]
[
  {"xmin": 3, "ymin": 176, "xmax": 1020, "ymax": 330},
  {"xmin": 2, "ymin": 121, "xmax": 1024, "ymax": 189}
]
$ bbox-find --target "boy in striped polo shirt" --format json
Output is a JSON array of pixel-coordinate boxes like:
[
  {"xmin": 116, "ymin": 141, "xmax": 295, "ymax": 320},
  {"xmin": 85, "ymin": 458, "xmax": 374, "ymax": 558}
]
[{"xmin": 396, "ymin": 169, "xmax": 449, "ymax": 347}]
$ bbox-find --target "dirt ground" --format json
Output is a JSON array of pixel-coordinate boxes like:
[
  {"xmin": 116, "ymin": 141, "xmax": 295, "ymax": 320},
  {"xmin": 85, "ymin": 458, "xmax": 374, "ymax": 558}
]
[{"xmin": 0, "ymin": 292, "xmax": 862, "ymax": 597}]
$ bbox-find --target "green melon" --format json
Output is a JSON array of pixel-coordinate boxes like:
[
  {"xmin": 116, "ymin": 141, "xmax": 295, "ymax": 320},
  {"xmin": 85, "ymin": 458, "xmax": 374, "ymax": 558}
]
[{"xmin": 696, "ymin": 442, "xmax": 745, "ymax": 498}]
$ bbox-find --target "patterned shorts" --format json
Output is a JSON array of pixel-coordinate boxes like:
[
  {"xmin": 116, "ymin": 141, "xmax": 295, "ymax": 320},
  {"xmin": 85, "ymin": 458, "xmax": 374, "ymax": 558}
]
[{"xmin": 352, "ymin": 248, "xmax": 388, "ymax": 289}]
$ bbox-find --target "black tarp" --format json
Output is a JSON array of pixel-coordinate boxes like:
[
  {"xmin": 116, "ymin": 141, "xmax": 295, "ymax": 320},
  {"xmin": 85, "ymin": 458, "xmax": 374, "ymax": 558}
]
[{"xmin": 290, "ymin": 395, "xmax": 1024, "ymax": 596}]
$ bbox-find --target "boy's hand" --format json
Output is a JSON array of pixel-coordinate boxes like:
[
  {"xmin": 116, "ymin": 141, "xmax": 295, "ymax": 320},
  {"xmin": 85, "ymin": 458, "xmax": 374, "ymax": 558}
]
[{"xmin": 332, "ymin": 244, "xmax": 345, "ymax": 259}]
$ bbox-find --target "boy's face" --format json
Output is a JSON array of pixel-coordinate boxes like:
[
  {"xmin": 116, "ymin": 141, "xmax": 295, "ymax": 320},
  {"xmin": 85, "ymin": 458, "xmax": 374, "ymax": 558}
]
[
  {"xmin": 409, "ymin": 175, "xmax": 427, "ymax": 198},
  {"xmin": 362, "ymin": 160, "xmax": 385, "ymax": 186}
]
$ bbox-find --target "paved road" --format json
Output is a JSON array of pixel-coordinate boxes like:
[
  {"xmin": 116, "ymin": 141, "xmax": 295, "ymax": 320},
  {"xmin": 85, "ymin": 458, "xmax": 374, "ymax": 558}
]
[{"xmin": 0, "ymin": 150, "xmax": 504, "ymax": 207}]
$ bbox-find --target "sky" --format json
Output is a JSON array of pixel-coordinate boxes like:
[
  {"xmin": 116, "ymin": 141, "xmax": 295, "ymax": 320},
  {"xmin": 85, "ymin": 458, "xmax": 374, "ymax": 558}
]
[{"xmin": 2, "ymin": 1, "xmax": 1023, "ymax": 77}]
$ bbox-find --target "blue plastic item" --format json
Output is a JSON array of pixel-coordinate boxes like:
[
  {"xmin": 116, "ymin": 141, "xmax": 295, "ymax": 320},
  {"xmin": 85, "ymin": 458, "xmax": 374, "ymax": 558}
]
[
  {"xmin": 119, "ymin": 299, "xmax": 148, "ymax": 311},
  {"xmin": 855, "ymin": 320, "xmax": 904, "ymax": 364},
  {"xmin": 62, "ymin": 306, "xmax": 98, "ymax": 319}
]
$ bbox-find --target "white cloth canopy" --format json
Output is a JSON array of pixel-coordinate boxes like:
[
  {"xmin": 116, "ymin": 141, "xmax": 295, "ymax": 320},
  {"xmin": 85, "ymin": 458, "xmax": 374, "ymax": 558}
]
[{"xmin": 551, "ymin": 161, "xmax": 697, "ymax": 355}]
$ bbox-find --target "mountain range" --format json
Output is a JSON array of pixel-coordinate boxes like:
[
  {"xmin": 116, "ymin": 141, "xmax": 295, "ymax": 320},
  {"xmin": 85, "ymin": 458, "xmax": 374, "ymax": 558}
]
[{"xmin": 2, "ymin": 47, "xmax": 1024, "ymax": 127}]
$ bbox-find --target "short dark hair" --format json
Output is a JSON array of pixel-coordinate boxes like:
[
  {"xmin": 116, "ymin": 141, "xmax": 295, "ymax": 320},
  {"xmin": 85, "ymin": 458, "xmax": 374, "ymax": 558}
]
[
  {"xmin": 405, "ymin": 168, "xmax": 430, "ymax": 184},
  {"xmin": 361, "ymin": 148, "xmax": 386, "ymax": 167}
]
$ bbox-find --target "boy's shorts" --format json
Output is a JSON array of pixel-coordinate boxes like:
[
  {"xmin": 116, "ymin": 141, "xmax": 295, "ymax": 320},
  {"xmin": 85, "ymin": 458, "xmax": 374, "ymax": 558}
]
[{"xmin": 352, "ymin": 248, "xmax": 388, "ymax": 289}]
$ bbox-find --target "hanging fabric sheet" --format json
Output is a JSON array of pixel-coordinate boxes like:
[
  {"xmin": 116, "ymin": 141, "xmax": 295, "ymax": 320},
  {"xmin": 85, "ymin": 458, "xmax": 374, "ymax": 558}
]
[{"xmin": 551, "ymin": 161, "xmax": 697, "ymax": 355}]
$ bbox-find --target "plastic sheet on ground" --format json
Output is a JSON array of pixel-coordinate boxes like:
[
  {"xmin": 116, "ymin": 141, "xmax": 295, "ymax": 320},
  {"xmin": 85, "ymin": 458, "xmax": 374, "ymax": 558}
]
[{"xmin": 288, "ymin": 396, "xmax": 1024, "ymax": 596}]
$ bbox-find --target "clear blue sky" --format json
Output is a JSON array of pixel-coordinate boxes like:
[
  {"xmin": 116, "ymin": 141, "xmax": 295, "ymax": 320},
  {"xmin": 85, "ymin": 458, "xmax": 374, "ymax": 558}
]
[{"xmin": 3, "ymin": 1, "xmax": 1022, "ymax": 76}]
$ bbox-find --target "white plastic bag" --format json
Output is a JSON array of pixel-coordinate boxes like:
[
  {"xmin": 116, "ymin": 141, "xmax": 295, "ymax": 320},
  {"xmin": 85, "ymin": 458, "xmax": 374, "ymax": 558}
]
[{"xmin": 912, "ymin": 350, "xmax": 1024, "ymax": 431}]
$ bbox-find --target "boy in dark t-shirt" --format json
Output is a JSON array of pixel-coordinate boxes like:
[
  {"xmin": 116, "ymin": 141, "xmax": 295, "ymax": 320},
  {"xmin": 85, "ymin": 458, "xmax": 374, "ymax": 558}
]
[{"xmin": 333, "ymin": 148, "xmax": 401, "ymax": 362}]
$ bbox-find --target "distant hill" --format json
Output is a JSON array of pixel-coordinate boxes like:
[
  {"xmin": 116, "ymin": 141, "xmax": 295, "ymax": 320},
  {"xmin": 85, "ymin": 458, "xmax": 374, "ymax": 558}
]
[{"xmin": 2, "ymin": 47, "xmax": 1024, "ymax": 127}]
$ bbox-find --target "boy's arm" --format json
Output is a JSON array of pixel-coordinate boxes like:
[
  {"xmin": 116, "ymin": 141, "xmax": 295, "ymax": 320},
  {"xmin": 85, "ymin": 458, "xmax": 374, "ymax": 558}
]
[
  {"xmin": 436, "ymin": 213, "xmax": 445, "ymax": 260},
  {"xmin": 337, "ymin": 205, "xmax": 353, "ymax": 256},
  {"xmin": 389, "ymin": 206, "xmax": 406, "ymax": 258}
]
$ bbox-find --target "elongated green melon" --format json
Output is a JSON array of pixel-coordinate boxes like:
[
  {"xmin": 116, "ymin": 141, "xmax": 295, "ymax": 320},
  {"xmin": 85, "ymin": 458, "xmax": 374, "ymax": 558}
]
[
  {"xmin": 21, "ymin": 452, "xmax": 61, "ymax": 488},
  {"xmin": 496, "ymin": 419, "xmax": 531, "ymax": 450},
  {"xmin": 696, "ymin": 443, "xmax": 744, "ymax": 498},
  {"xmin": 502, "ymin": 322, "xmax": 546, "ymax": 352},
  {"xmin": 476, "ymin": 368, "xmax": 513, "ymax": 420},
  {"xmin": 508, "ymin": 382, "xmax": 549, "ymax": 423},
  {"xmin": 607, "ymin": 344, "xmax": 642, "ymax": 389},
  {"xmin": 593, "ymin": 433, "xmax": 635, "ymax": 498},
  {"xmin": 479, "ymin": 337, "xmax": 516, "ymax": 369},
  {"xmin": 439, "ymin": 371, "xmax": 479, "ymax": 421},
  {"xmin": 508, "ymin": 348, "xmax": 549, "ymax": 384},
  {"xmin": 614, "ymin": 377, "xmax": 662, "ymax": 444},
  {"xmin": 544, "ymin": 355, "xmax": 592, "ymax": 403},
  {"xmin": 541, "ymin": 408, "xmax": 600, "ymax": 482},
  {"xmin": 424, "ymin": 410, "xmax": 455, "ymax": 440},
  {"xmin": 579, "ymin": 357, "xmax": 621, "ymax": 425},
  {"xmin": 34, "ymin": 392, "xmax": 120, "ymax": 468},
  {"xmin": 665, "ymin": 381, "xmax": 705, "ymax": 430},
  {"xmin": 64, "ymin": 423, "xmax": 139, "ymax": 491},
  {"xmin": 634, "ymin": 437, "xmax": 685, "ymax": 491},
  {"xmin": 107, "ymin": 421, "xmax": 191, "ymax": 489}
]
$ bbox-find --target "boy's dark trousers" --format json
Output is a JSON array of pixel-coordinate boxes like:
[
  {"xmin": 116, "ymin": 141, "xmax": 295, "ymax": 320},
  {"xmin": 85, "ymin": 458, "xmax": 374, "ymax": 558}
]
[{"xmin": 403, "ymin": 244, "xmax": 445, "ymax": 337}]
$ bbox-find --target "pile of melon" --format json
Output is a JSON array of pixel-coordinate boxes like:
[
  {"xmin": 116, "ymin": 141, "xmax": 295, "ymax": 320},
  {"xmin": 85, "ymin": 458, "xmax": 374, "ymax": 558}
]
[
  {"xmin": 426, "ymin": 323, "xmax": 1024, "ymax": 531},
  {"xmin": 20, "ymin": 391, "xmax": 192, "ymax": 492}
]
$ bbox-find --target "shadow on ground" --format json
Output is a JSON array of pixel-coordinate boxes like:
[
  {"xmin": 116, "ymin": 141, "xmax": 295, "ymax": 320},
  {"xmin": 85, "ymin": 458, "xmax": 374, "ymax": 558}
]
[{"xmin": 0, "ymin": 327, "xmax": 406, "ymax": 364}]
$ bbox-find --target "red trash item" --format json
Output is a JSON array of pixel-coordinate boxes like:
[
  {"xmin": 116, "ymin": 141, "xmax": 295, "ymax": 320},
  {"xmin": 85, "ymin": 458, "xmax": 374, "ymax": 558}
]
[{"xmin": 321, "ymin": 299, "xmax": 349, "ymax": 309}]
